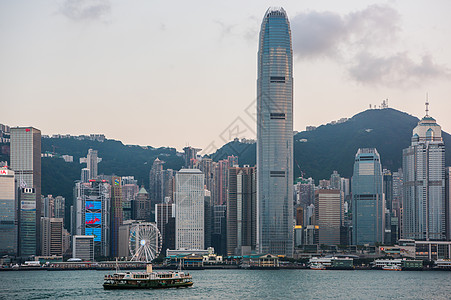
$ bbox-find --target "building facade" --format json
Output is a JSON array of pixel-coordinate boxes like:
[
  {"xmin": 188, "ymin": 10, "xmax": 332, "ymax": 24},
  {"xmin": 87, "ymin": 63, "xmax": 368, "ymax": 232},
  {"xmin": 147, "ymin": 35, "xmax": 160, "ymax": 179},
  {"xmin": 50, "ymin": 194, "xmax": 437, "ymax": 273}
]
[
  {"xmin": 40, "ymin": 217, "xmax": 63, "ymax": 256},
  {"xmin": 402, "ymin": 111, "xmax": 446, "ymax": 240},
  {"xmin": 315, "ymin": 189, "xmax": 343, "ymax": 245},
  {"xmin": 257, "ymin": 7, "xmax": 294, "ymax": 256},
  {"xmin": 227, "ymin": 166, "xmax": 257, "ymax": 256},
  {"xmin": 11, "ymin": 127, "xmax": 41, "ymax": 255},
  {"xmin": 74, "ymin": 180, "xmax": 110, "ymax": 257},
  {"xmin": 352, "ymin": 148, "xmax": 385, "ymax": 245},
  {"xmin": 175, "ymin": 169, "xmax": 204, "ymax": 250},
  {"xmin": 0, "ymin": 168, "xmax": 17, "ymax": 255}
]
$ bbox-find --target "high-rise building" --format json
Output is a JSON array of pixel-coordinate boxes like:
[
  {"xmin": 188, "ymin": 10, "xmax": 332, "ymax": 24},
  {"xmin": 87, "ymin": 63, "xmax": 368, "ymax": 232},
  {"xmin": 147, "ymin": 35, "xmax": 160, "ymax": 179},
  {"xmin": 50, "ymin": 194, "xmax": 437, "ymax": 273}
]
[
  {"xmin": 315, "ymin": 189, "xmax": 343, "ymax": 245},
  {"xmin": 257, "ymin": 7, "xmax": 294, "ymax": 256},
  {"xmin": 74, "ymin": 180, "xmax": 110, "ymax": 257},
  {"xmin": 149, "ymin": 158, "xmax": 164, "ymax": 205},
  {"xmin": 121, "ymin": 176, "xmax": 139, "ymax": 221},
  {"xmin": 383, "ymin": 169, "xmax": 394, "ymax": 212},
  {"xmin": 204, "ymin": 189, "xmax": 212, "ymax": 249},
  {"xmin": 79, "ymin": 149, "xmax": 102, "ymax": 180},
  {"xmin": 155, "ymin": 201, "xmax": 175, "ymax": 252},
  {"xmin": 72, "ymin": 235, "xmax": 94, "ymax": 261},
  {"xmin": 134, "ymin": 187, "xmax": 151, "ymax": 221},
  {"xmin": 214, "ymin": 156, "xmax": 238, "ymax": 206},
  {"xmin": 11, "ymin": 127, "xmax": 41, "ymax": 255},
  {"xmin": 183, "ymin": 146, "xmax": 201, "ymax": 168},
  {"xmin": 110, "ymin": 176, "xmax": 122, "ymax": 258},
  {"xmin": 445, "ymin": 167, "xmax": 451, "ymax": 241},
  {"xmin": 0, "ymin": 167, "xmax": 17, "ymax": 255},
  {"xmin": 352, "ymin": 148, "xmax": 385, "ymax": 245},
  {"xmin": 40, "ymin": 217, "xmax": 63, "ymax": 256},
  {"xmin": 19, "ymin": 187, "xmax": 37, "ymax": 256},
  {"xmin": 211, "ymin": 204, "xmax": 227, "ymax": 256},
  {"xmin": 175, "ymin": 169, "xmax": 204, "ymax": 250},
  {"xmin": 402, "ymin": 107, "xmax": 446, "ymax": 240},
  {"xmin": 227, "ymin": 166, "xmax": 257, "ymax": 256},
  {"xmin": 330, "ymin": 171, "xmax": 341, "ymax": 190}
]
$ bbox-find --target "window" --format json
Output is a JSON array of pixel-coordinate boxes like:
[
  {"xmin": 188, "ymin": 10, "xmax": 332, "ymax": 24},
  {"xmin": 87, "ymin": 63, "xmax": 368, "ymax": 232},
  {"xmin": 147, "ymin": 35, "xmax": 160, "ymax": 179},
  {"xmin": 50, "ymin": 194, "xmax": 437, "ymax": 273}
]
[{"xmin": 270, "ymin": 76, "xmax": 285, "ymax": 83}]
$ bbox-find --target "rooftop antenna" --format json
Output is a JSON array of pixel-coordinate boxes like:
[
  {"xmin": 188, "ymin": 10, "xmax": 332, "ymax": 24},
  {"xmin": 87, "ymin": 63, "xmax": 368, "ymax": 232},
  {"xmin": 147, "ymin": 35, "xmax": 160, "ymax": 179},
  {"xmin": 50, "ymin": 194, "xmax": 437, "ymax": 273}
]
[{"xmin": 425, "ymin": 93, "xmax": 429, "ymax": 117}]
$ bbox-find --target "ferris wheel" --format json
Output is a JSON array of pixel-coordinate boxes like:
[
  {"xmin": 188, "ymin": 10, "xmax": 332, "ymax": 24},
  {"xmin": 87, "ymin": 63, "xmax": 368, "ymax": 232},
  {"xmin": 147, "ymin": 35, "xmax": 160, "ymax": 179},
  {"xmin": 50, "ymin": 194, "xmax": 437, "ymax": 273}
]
[{"xmin": 129, "ymin": 222, "xmax": 162, "ymax": 262}]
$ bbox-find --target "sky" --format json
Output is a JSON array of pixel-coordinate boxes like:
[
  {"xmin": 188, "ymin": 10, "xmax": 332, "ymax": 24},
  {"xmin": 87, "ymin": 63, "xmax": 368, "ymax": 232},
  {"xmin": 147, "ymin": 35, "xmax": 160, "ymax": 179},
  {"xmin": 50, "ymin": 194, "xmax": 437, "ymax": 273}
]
[{"xmin": 1, "ymin": 0, "xmax": 451, "ymax": 153}]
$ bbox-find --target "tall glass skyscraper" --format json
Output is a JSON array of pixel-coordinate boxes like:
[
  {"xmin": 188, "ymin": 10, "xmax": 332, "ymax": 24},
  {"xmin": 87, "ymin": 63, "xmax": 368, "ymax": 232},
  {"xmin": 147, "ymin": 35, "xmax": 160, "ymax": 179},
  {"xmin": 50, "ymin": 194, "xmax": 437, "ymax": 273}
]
[
  {"xmin": 257, "ymin": 7, "xmax": 293, "ymax": 256},
  {"xmin": 11, "ymin": 127, "xmax": 41, "ymax": 255},
  {"xmin": 402, "ymin": 109, "xmax": 445, "ymax": 241},
  {"xmin": 352, "ymin": 148, "xmax": 385, "ymax": 245}
]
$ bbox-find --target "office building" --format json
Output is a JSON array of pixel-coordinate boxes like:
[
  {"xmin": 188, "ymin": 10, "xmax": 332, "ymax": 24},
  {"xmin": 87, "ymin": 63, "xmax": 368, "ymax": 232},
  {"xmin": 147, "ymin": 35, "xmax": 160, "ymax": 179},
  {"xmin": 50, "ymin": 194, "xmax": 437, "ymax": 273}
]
[
  {"xmin": 211, "ymin": 204, "xmax": 227, "ymax": 256},
  {"xmin": 74, "ymin": 179, "xmax": 110, "ymax": 257},
  {"xmin": 402, "ymin": 107, "xmax": 446, "ymax": 240},
  {"xmin": 134, "ymin": 187, "xmax": 151, "ymax": 221},
  {"xmin": 175, "ymin": 169, "xmax": 204, "ymax": 250},
  {"xmin": 227, "ymin": 166, "xmax": 257, "ymax": 256},
  {"xmin": 72, "ymin": 235, "xmax": 94, "ymax": 261},
  {"xmin": 40, "ymin": 217, "xmax": 63, "ymax": 256},
  {"xmin": 110, "ymin": 176, "xmax": 122, "ymax": 258},
  {"xmin": 79, "ymin": 149, "xmax": 102, "ymax": 180},
  {"xmin": 446, "ymin": 167, "xmax": 451, "ymax": 240},
  {"xmin": 121, "ymin": 176, "xmax": 139, "ymax": 221},
  {"xmin": 19, "ymin": 187, "xmax": 37, "ymax": 256},
  {"xmin": 315, "ymin": 189, "xmax": 343, "ymax": 245},
  {"xmin": 0, "ymin": 167, "xmax": 17, "ymax": 255},
  {"xmin": 11, "ymin": 127, "xmax": 41, "ymax": 255},
  {"xmin": 183, "ymin": 146, "xmax": 201, "ymax": 168},
  {"xmin": 257, "ymin": 7, "xmax": 294, "ymax": 256},
  {"xmin": 352, "ymin": 148, "xmax": 385, "ymax": 245},
  {"xmin": 155, "ymin": 202, "xmax": 175, "ymax": 252}
]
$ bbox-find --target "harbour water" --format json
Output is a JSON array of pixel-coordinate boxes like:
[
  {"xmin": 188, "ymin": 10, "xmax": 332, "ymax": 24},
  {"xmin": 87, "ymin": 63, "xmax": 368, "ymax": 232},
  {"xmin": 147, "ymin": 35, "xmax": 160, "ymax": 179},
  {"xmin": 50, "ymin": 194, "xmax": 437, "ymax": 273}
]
[{"xmin": 1, "ymin": 269, "xmax": 450, "ymax": 299}]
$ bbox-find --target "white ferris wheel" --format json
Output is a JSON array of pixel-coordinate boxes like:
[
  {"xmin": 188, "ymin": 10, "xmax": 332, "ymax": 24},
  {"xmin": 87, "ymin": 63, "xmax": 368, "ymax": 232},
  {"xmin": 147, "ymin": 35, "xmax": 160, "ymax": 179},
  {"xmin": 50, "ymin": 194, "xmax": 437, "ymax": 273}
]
[{"xmin": 129, "ymin": 222, "xmax": 162, "ymax": 262}]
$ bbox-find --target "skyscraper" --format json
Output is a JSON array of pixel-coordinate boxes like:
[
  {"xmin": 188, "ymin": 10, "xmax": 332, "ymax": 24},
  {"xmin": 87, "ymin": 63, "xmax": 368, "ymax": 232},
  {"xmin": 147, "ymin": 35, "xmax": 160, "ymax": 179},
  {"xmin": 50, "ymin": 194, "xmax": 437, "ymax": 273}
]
[
  {"xmin": 352, "ymin": 148, "xmax": 385, "ymax": 245},
  {"xmin": 175, "ymin": 169, "xmax": 204, "ymax": 250},
  {"xmin": 315, "ymin": 189, "xmax": 343, "ymax": 245},
  {"xmin": 40, "ymin": 217, "xmax": 63, "ymax": 256},
  {"xmin": 11, "ymin": 127, "xmax": 41, "ymax": 255},
  {"xmin": 0, "ymin": 167, "xmax": 17, "ymax": 255},
  {"xmin": 402, "ymin": 106, "xmax": 446, "ymax": 240},
  {"xmin": 79, "ymin": 149, "xmax": 102, "ymax": 180},
  {"xmin": 74, "ymin": 179, "xmax": 110, "ymax": 257},
  {"xmin": 227, "ymin": 166, "xmax": 257, "ymax": 256},
  {"xmin": 257, "ymin": 7, "xmax": 294, "ymax": 256},
  {"xmin": 110, "ymin": 176, "xmax": 123, "ymax": 258}
]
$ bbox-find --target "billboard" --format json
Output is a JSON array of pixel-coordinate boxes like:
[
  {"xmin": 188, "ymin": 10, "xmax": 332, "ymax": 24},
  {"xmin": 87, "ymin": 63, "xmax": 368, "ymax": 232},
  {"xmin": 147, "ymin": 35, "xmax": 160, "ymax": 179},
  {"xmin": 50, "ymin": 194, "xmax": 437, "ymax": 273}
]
[
  {"xmin": 21, "ymin": 201, "xmax": 36, "ymax": 211},
  {"xmin": 85, "ymin": 213, "xmax": 101, "ymax": 225},
  {"xmin": 85, "ymin": 228, "xmax": 102, "ymax": 242},
  {"xmin": 85, "ymin": 201, "xmax": 101, "ymax": 210}
]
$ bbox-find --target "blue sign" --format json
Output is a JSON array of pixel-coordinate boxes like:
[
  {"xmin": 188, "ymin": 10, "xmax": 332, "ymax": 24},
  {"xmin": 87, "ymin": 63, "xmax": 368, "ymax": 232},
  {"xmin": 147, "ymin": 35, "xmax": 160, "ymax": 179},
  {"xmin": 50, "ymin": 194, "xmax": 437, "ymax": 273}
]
[
  {"xmin": 85, "ymin": 213, "xmax": 101, "ymax": 225},
  {"xmin": 85, "ymin": 201, "xmax": 101, "ymax": 210},
  {"xmin": 85, "ymin": 228, "xmax": 101, "ymax": 242}
]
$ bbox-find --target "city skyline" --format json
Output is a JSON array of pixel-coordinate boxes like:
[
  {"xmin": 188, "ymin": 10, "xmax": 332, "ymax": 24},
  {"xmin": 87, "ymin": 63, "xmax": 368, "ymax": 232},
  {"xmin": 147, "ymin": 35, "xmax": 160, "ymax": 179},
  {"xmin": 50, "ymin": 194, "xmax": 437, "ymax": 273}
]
[{"xmin": 1, "ymin": 1, "xmax": 451, "ymax": 151}]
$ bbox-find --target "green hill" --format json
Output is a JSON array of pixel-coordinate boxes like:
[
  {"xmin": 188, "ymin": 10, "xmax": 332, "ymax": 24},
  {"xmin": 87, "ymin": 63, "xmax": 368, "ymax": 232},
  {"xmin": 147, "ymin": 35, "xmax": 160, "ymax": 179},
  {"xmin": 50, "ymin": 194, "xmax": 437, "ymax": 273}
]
[{"xmin": 212, "ymin": 108, "xmax": 451, "ymax": 182}]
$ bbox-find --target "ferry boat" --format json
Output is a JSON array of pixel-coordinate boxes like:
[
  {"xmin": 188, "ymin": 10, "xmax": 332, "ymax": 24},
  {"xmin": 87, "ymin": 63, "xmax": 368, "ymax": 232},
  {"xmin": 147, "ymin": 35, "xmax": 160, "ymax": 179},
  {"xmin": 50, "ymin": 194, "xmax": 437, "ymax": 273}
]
[
  {"xmin": 103, "ymin": 264, "xmax": 193, "ymax": 289},
  {"xmin": 310, "ymin": 263, "xmax": 326, "ymax": 270},
  {"xmin": 382, "ymin": 264, "xmax": 402, "ymax": 271}
]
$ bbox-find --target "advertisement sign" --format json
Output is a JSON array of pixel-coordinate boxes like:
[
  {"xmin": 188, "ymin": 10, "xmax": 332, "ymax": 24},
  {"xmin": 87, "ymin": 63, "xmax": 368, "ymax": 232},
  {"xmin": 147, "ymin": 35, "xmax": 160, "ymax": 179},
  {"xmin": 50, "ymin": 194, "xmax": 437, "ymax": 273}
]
[
  {"xmin": 85, "ymin": 213, "xmax": 101, "ymax": 225},
  {"xmin": 85, "ymin": 201, "xmax": 101, "ymax": 210},
  {"xmin": 85, "ymin": 228, "xmax": 102, "ymax": 242},
  {"xmin": 21, "ymin": 201, "xmax": 36, "ymax": 211}
]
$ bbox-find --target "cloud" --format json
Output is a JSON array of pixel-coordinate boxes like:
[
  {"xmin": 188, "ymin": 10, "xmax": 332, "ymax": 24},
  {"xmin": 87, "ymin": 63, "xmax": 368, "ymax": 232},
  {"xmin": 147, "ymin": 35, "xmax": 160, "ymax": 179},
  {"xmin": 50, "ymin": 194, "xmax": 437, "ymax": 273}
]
[
  {"xmin": 59, "ymin": 0, "xmax": 111, "ymax": 22},
  {"xmin": 349, "ymin": 52, "xmax": 450, "ymax": 87},
  {"xmin": 290, "ymin": 5, "xmax": 450, "ymax": 86},
  {"xmin": 290, "ymin": 5, "xmax": 400, "ymax": 59}
]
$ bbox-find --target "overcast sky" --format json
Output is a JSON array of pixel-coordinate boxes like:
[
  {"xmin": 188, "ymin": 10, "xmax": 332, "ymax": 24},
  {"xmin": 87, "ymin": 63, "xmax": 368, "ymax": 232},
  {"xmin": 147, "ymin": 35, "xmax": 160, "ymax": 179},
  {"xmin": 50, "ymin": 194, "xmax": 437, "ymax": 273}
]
[{"xmin": 1, "ymin": 0, "xmax": 450, "ymax": 153}]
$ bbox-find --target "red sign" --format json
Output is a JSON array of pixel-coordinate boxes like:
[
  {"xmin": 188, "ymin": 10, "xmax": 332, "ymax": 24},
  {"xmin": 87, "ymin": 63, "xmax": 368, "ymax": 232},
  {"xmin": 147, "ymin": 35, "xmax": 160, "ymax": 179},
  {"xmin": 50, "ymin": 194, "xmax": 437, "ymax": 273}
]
[{"xmin": 25, "ymin": 128, "xmax": 30, "ymax": 132}]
